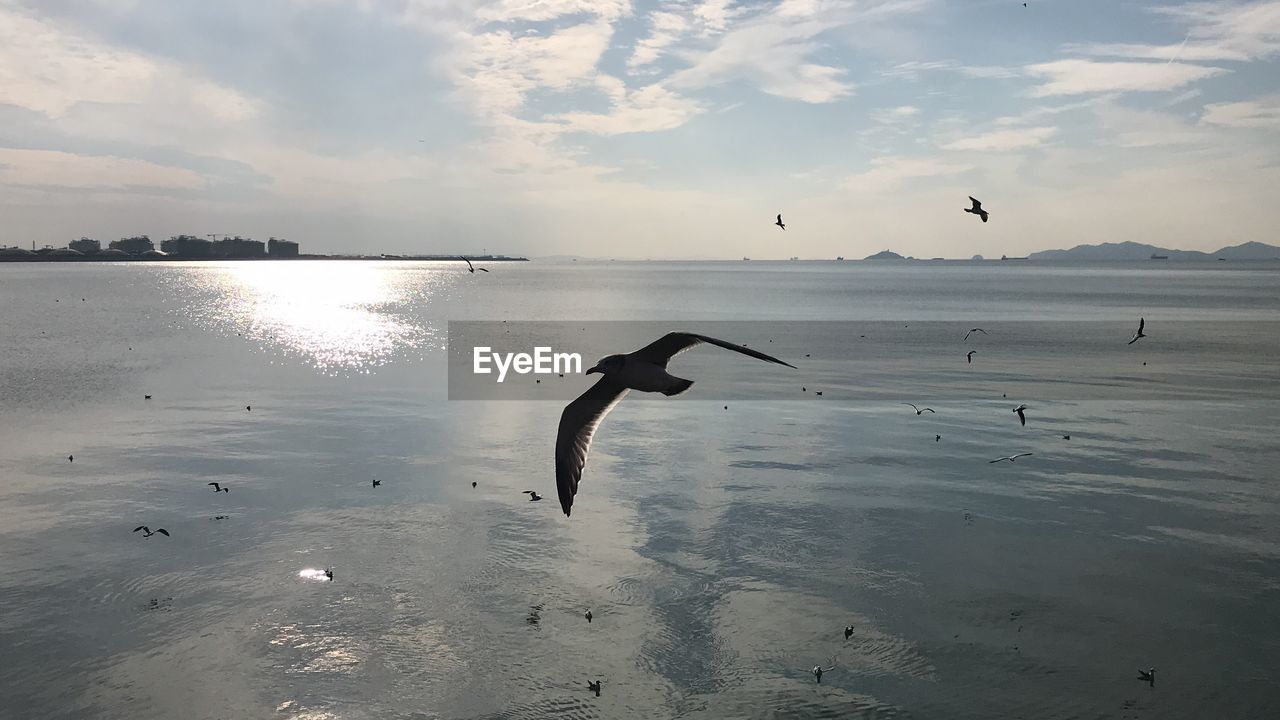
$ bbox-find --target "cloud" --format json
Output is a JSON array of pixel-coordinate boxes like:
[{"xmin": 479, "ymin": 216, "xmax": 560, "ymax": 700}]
[
  {"xmin": 555, "ymin": 77, "xmax": 703, "ymax": 135},
  {"xmin": 0, "ymin": 147, "xmax": 203, "ymax": 191},
  {"xmin": 1202, "ymin": 97, "xmax": 1280, "ymax": 128},
  {"xmin": 692, "ymin": 0, "xmax": 743, "ymax": 35},
  {"xmin": 941, "ymin": 126, "xmax": 1057, "ymax": 151},
  {"xmin": 1068, "ymin": 0, "xmax": 1280, "ymax": 63},
  {"xmin": 628, "ymin": 10, "xmax": 689, "ymax": 71},
  {"xmin": 475, "ymin": 0, "xmax": 632, "ymax": 23},
  {"xmin": 1025, "ymin": 59, "xmax": 1228, "ymax": 97},
  {"xmin": 841, "ymin": 155, "xmax": 971, "ymax": 193},
  {"xmin": 871, "ymin": 105, "xmax": 920, "ymax": 124}
]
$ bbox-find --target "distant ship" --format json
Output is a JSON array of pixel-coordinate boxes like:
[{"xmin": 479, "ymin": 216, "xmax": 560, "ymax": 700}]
[
  {"xmin": 1150, "ymin": 253, "xmax": 1169, "ymax": 260},
  {"xmin": 789, "ymin": 256, "xmax": 799, "ymax": 261},
  {"xmin": 743, "ymin": 257, "xmax": 750, "ymax": 261}
]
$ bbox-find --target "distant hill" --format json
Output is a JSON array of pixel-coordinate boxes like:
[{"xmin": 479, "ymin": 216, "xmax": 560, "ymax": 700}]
[
  {"xmin": 1029, "ymin": 241, "xmax": 1280, "ymax": 261},
  {"xmin": 865, "ymin": 249, "xmax": 906, "ymax": 260}
]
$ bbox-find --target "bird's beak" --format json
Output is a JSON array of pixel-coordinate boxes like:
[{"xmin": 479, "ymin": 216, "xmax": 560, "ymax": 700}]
[{"xmin": 585, "ymin": 364, "xmax": 602, "ymax": 375}]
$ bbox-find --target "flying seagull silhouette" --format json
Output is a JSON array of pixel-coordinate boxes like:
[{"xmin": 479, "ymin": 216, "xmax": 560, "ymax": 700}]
[
  {"xmin": 133, "ymin": 526, "xmax": 170, "ymax": 537},
  {"xmin": 144, "ymin": 395, "xmax": 152, "ymax": 400},
  {"xmin": 775, "ymin": 214, "xmax": 785, "ymax": 230},
  {"xmin": 966, "ymin": 350, "xmax": 977, "ymax": 364},
  {"xmin": 207, "ymin": 482, "xmax": 229, "ymax": 493},
  {"xmin": 990, "ymin": 453, "xmax": 1033, "ymax": 463},
  {"xmin": 556, "ymin": 332, "xmax": 795, "ymax": 516},
  {"xmin": 523, "ymin": 490, "xmax": 542, "ymax": 501},
  {"xmin": 372, "ymin": 478, "xmax": 381, "ymax": 487},
  {"xmin": 1128, "ymin": 317, "xmax": 1146, "ymax": 345},
  {"xmin": 1013, "ymin": 404, "xmax": 1028, "ymax": 426},
  {"xmin": 459, "ymin": 256, "xmax": 489, "ymax": 273},
  {"xmin": 964, "ymin": 328, "xmax": 987, "ymax": 341},
  {"xmin": 903, "ymin": 403, "xmax": 935, "ymax": 415},
  {"xmin": 806, "ymin": 662, "xmax": 837, "ymax": 683},
  {"xmin": 1137, "ymin": 667, "xmax": 1155, "ymax": 687},
  {"xmin": 965, "ymin": 197, "xmax": 989, "ymax": 223}
]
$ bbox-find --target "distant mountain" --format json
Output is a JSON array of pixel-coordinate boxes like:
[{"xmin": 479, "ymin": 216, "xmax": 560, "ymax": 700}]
[
  {"xmin": 1029, "ymin": 241, "xmax": 1280, "ymax": 261},
  {"xmin": 865, "ymin": 249, "xmax": 906, "ymax": 260}
]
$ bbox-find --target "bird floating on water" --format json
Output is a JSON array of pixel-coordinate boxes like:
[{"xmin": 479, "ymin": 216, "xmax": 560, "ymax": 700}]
[
  {"xmin": 208, "ymin": 482, "xmax": 229, "ymax": 493},
  {"xmin": 775, "ymin": 214, "xmax": 785, "ymax": 230},
  {"xmin": 471, "ymin": 481, "xmax": 477, "ymax": 488},
  {"xmin": 144, "ymin": 395, "xmax": 152, "ymax": 400},
  {"xmin": 523, "ymin": 490, "xmax": 542, "ymax": 502},
  {"xmin": 372, "ymin": 478, "xmax": 381, "ymax": 487},
  {"xmin": 324, "ymin": 568, "xmax": 334, "ymax": 581},
  {"xmin": 67, "ymin": 455, "xmax": 73, "ymax": 463},
  {"xmin": 460, "ymin": 256, "xmax": 489, "ymax": 273},
  {"xmin": 844, "ymin": 625, "xmax": 854, "ymax": 640},
  {"xmin": 585, "ymin": 609, "xmax": 593, "ymax": 623},
  {"xmin": 965, "ymin": 196, "xmax": 989, "ymax": 223},
  {"xmin": 990, "ymin": 453, "xmax": 1033, "ymax": 463},
  {"xmin": 964, "ymin": 328, "xmax": 987, "ymax": 341},
  {"xmin": 903, "ymin": 403, "xmax": 935, "ymax": 415},
  {"xmin": 966, "ymin": 350, "xmax": 977, "ymax": 364},
  {"xmin": 588, "ymin": 680, "xmax": 602, "ymax": 696},
  {"xmin": 555, "ymin": 332, "xmax": 794, "ymax": 516},
  {"xmin": 246, "ymin": 405, "xmax": 251, "ymax": 412},
  {"xmin": 807, "ymin": 663, "xmax": 836, "ymax": 683},
  {"xmin": 133, "ymin": 526, "xmax": 169, "ymax": 537},
  {"xmin": 1013, "ymin": 404, "xmax": 1028, "ymax": 426},
  {"xmin": 1137, "ymin": 667, "xmax": 1155, "ymax": 686},
  {"xmin": 1128, "ymin": 317, "xmax": 1146, "ymax": 345},
  {"xmin": 935, "ymin": 434, "xmax": 941, "ymax": 442},
  {"xmin": 1063, "ymin": 434, "xmax": 1071, "ymax": 440}
]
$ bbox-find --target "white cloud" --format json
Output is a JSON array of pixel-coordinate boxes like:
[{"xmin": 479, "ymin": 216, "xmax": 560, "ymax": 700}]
[
  {"xmin": 841, "ymin": 155, "xmax": 971, "ymax": 194},
  {"xmin": 1069, "ymin": 0, "xmax": 1280, "ymax": 62},
  {"xmin": 692, "ymin": 0, "xmax": 742, "ymax": 35},
  {"xmin": 555, "ymin": 77, "xmax": 703, "ymax": 135},
  {"xmin": 628, "ymin": 10, "xmax": 689, "ymax": 71},
  {"xmin": 941, "ymin": 126, "xmax": 1057, "ymax": 151},
  {"xmin": 1202, "ymin": 97, "xmax": 1280, "ymax": 128},
  {"xmin": 475, "ymin": 0, "xmax": 632, "ymax": 23},
  {"xmin": 0, "ymin": 148, "xmax": 203, "ymax": 190},
  {"xmin": 871, "ymin": 105, "xmax": 920, "ymax": 124},
  {"xmin": 1025, "ymin": 59, "xmax": 1228, "ymax": 97}
]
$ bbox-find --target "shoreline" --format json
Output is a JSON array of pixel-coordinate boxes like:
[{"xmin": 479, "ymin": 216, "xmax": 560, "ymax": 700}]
[{"xmin": 0, "ymin": 254, "xmax": 530, "ymax": 263}]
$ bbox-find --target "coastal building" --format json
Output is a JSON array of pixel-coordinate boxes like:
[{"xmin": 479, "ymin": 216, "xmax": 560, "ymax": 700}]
[
  {"xmin": 267, "ymin": 237, "xmax": 299, "ymax": 257},
  {"xmin": 161, "ymin": 235, "xmax": 213, "ymax": 258},
  {"xmin": 110, "ymin": 236, "xmax": 155, "ymax": 254},
  {"xmin": 210, "ymin": 236, "xmax": 265, "ymax": 258},
  {"xmin": 69, "ymin": 237, "xmax": 100, "ymax": 254}
]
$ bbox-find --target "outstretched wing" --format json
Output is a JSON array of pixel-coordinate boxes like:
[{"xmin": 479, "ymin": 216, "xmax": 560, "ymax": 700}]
[
  {"xmin": 458, "ymin": 256, "xmax": 473, "ymax": 271},
  {"xmin": 208, "ymin": 482, "xmax": 220, "ymax": 490},
  {"xmin": 630, "ymin": 332, "xmax": 797, "ymax": 369},
  {"xmin": 479, "ymin": 268, "xmax": 490, "ymax": 272},
  {"xmin": 969, "ymin": 196, "xmax": 981, "ymax": 210},
  {"xmin": 1014, "ymin": 453, "xmax": 1033, "ymax": 460},
  {"xmin": 155, "ymin": 529, "xmax": 170, "ymax": 536},
  {"xmin": 133, "ymin": 526, "xmax": 147, "ymax": 533},
  {"xmin": 556, "ymin": 378, "xmax": 630, "ymax": 516}
]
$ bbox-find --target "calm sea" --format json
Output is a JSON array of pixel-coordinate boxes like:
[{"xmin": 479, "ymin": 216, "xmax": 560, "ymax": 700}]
[{"xmin": 1, "ymin": 260, "xmax": 1278, "ymax": 719}]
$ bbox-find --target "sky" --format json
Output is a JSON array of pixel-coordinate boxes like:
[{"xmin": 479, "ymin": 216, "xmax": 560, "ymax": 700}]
[{"xmin": 1, "ymin": 0, "xmax": 1279, "ymax": 259}]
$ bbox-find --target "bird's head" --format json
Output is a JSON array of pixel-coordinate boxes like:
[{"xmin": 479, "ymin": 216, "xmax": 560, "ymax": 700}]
[{"xmin": 586, "ymin": 354, "xmax": 626, "ymax": 376}]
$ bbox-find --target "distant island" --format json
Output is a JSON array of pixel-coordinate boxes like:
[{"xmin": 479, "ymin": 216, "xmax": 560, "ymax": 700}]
[
  {"xmin": 865, "ymin": 250, "xmax": 906, "ymax": 260},
  {"xmin": 1028, "ymin": 241, "xmax": 1280, "ymax": 261}
]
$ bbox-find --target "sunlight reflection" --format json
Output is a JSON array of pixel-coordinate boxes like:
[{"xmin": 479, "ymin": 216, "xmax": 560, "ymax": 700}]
[{"xmin": 298, "ymin": 568, "xmax": 332, "ymax": 582}]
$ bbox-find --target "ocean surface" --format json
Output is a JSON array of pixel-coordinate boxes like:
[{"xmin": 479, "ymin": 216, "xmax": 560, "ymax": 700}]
[{"xmin": 1, "ymin": 260, "xmax": 1278, "ymax": 719}]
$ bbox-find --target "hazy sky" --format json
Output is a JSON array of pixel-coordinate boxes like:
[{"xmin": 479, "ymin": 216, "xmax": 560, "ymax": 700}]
[{"xmin": 2, "ymin": 0, "xmax": 1279, "ymax": 258}]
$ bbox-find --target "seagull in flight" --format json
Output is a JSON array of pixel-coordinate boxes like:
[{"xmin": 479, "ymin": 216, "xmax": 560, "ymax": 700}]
[
  {"xmin": 964, "ymin": 197, "xmax": 989, "ymax": 223},
  {"xmin": 1137, "ymin": 667, "xmax": 1155, "ymax": 687},
  {"xmin": 990, "ymin": 453, "xmax": 1033, "ymax": 463},
  {"xmin": 966, "ymin": 350, "xmax": 977, "ymax": 364},
  {"xmin": 1012, "ymin": 404, "xmax": 1028, "ymax": 426},
  {"xmin": 523, "ymin": 490, "xmax": 542, "ymax": 501},
  {"xmin": 964, "ymin": 328, "xmax": 987, "ymax": 341},
  {"xmin": 133, "ymin": 526, "xmax": 170, "ymax": 537},
  {"xmin": 207, "ymin": 482, "xmax": 229, "ymax": 493},
  {"xmin": 775, "ymin": 214, "xmax": 785, "ymax": 230},
  {"xmin": 1128, "ymin": 317, "xmax": 1146, "ymax": 345},
  {"xmin": 806, "ymin": 662, "xmax": 837, "ymax": 683},
  {"xmin": 459, "ymin": 256, "xmax": 489, "ymax": 273},
  {"xmin": 903, "ymin": 403, "xmax": 935, "ymax": 415},
  {"xmin": 556, "ymin": 332, "xmax": 795, "ymax": 516}
]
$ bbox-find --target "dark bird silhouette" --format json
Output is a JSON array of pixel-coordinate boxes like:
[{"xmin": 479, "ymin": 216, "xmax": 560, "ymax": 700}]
[
  {"xmin": 207, "ymin": 482, "xmax": 229, "ymax": 493},
  {"xmin": 68, "ymin": 455, "xmax": 73, "ymax": 462},
  {"xmin": 1137, "ymin": 667, "xmax": 1155, "ymax": 687},
  {"xmin": 967, "ymin": 350, "xmax": 977, "ymax": 364},
  {"xmin": 903, "ymin": 403, "xmax": 935, "ymax": 415},
  {"xmin": 775, "ymin": 214, "xmax": 785, "ymax": 230},
  {"xmin": 585, "ymin": 609, "xmax": 593, "ymax": 623},
  {"xmin": 372, "ymin": 478, "xmax": 381, "ymax": 487},
  {"xmin": 588, "ymin": 680, "xmax": 602, "ymax": 696},
  {"xmin": 844, "ymin": 625, "xmax": 854, "ymax": 640},
  {"xmin": 144, "ymin": 395, "xmax": 152, "ymax": 400},
  {"xmin": 133, "ymin": 526, "xmax": 169, "ymax": 537},
  {"xmin": 964, "ymin": 196, "xmax": 989, "ymax": 223},
  {"xmin": 460, "ymin": 256, "xmax": 489, "ymax": 273},
  {"xmin": 1063, "ymin": 434, "xmax": 1071, "ymax": 440},
  {"xmin": 556, "ymin": 332, "xmax": 794, "ymax": 516},
  {"xmin": 935, "ymin": 434, "xmax": 941, "ymax": 442},
  {"xmin": 964, "ymin": 328, "xmax": 987, "ymax": 341},
  {"xmin": 324, "ymin": 568, "xmax": 334, "ymax": 581},
  {"xmin": 1128, "ymin": 317, "xmax": 1146, "ymax": 345},
  {"xmin": 213, "ymin": 515, "xmax": 229, "ymax": 520},
  {"xmin": 807, "ymin": 662, "xmax": 837, "ymax": 683},
  {"xmin": 814, "ymin": 391, "xmax": 823, "ymax": 396},
  {"xmin": 523, "ymin": 490, "xmax": 542, "ymax": 501},
  {"xmin": 471, "ymin": 481, "xmax": 477, "ymax": 488},
  {"xmin": 246, "ymin": 405, "xmax": 251, "ymax": 412},
  {"xmin": 1013, "ymin": 404, "xmax": 1028, "ymax": 426}
]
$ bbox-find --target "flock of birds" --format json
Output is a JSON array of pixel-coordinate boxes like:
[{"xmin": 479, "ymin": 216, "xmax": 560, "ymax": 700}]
[{"xmin": 103, "ymin": 254, "xmax": 1159, "ymax": 697}]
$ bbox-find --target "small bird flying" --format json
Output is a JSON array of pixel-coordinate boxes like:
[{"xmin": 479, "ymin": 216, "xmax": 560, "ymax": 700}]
[
  {"xmin": 964, "ymin": 196, "xmax": 989, "ymax": 223},
  {"xmin": 1128, "ymin": 317, "xmax": 1146, "ymax": 345},
  {"xmin": 133, "ymin": 526, "xmax": 170, "ymax": 537},
  {"xmin": 775, "ymin": 214, "xmax": 785, "ymax": 230},
  {"xmin": 1013, "ymin": 404, "xmax": 1028, "ymax": 426},
  {"xmin": 523, "ymin": 490, "xmax": 542, "ymax": 501},
  {"xmin": 966, "ymin": 350, "xmax": 977, "ymax": 364},
  {"xmin": 964, "ymin": 328, "xmax": 987, "ymax": 341},
  {"xmin": 807, "ymin": 663, "xmax": 837, "ymax": 683},
  {"xmin": 903, "ymin": 403, "xmax": 935, "ymax": 415},
  {"xmin": 207, "ymin": 482, "xmax": 229, "ymax": 493},
  {"xmin": 990, "ymin": 453, "xmax": 1033, "ymax": 463},
  {"xmin": 556, "ymin": 332, "xmax": 795, "ymax": 516},
  {"xmin": 459, "ymin": 256, "xmax": 489, "ymax": 273}
]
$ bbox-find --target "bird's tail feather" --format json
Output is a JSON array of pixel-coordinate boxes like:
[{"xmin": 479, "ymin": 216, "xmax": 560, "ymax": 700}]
[{"xmin": 663, "ymin": 377, "xmax": 695, "ymax": 396}]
